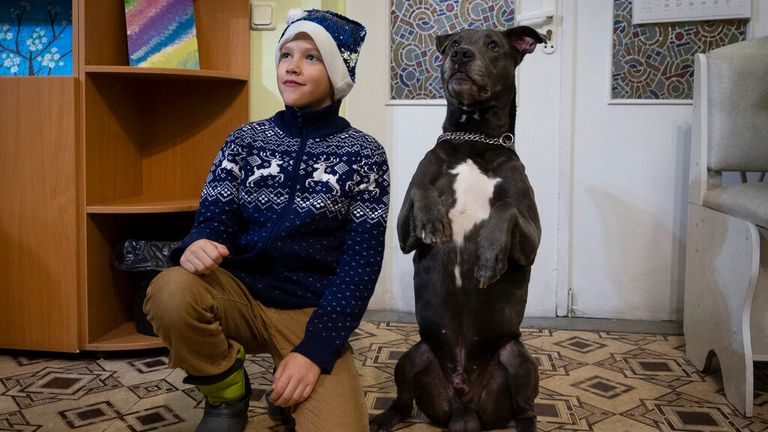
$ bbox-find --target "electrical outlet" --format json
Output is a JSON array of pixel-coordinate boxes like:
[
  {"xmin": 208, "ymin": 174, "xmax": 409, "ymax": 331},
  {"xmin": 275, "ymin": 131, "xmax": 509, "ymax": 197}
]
[{"xmin": 251, "ymin": 2, "xmax": 274, "ymax": 30}]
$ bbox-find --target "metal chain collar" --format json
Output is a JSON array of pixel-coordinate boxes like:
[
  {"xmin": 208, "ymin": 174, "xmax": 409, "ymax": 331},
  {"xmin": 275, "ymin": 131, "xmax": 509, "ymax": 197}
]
[{"xmin": 436, "ymin": 131, "xmax": 516, "ymax": 150}]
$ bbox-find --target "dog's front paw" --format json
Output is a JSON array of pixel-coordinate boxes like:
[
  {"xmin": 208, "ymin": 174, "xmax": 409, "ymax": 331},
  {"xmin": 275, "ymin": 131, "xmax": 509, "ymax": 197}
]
[
  {"xmin": 412, "ymin": 206, "xmax": 452, "ymax": 244},
  {"xmin": 515, "ymin": 417, "xmax": 537, "ymax": 432},
  {"xmin": 369, "ymin": 410, "xmax": 402, "ymax": 432},
  {"xmin": 475, "ymin": 247, "xmax": 508, "ymax": 288}
]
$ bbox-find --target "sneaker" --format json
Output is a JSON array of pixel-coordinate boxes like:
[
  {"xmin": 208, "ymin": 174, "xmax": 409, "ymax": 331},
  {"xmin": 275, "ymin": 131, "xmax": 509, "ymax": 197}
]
[{"xmin": 195, "ymin": 378, "xmax": 251, "ymax": 432}]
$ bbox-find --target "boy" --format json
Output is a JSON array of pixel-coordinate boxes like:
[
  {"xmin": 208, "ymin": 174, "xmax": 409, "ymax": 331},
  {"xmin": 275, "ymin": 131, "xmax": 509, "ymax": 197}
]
[{"xmin": 144, "ymin": 9, "xmax": 389, "ymax": 432}]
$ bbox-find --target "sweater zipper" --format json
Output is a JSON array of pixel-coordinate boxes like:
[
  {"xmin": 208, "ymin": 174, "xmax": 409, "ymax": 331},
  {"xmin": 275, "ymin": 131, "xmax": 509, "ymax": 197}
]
[{"xmin": 264, "ymin": 113, "xmax": 308, "ymax": 249}]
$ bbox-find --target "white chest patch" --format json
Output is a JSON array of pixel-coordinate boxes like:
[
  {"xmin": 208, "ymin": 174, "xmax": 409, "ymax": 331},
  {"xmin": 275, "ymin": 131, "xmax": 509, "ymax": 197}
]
[{"xmin": 448, "ymin": 160, "xmax": 500, "ymax": 246}]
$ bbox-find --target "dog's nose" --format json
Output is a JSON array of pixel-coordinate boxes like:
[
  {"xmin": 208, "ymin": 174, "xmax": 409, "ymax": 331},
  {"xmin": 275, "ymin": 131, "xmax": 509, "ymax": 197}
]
[{"xmin": 451, "ymin": 47, "xmax": 475, "ymax": 63}]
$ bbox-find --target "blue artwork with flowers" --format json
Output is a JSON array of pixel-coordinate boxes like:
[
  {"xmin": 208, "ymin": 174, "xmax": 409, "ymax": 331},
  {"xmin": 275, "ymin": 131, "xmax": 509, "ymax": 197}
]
[{"xmin": 0, "ymin": 0, "xmax": 72, "ymax": 76}]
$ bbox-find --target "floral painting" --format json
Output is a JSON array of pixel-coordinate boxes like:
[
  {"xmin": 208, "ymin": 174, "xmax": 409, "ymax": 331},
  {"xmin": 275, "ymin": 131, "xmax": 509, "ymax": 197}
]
[{"xmin": 0, "ymin": 0, "xmax": 72, "ymax": 76}]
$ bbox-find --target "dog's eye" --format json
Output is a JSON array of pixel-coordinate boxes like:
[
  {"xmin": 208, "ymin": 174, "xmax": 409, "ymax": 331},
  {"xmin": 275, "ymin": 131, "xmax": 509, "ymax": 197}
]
[
  {"xmin": 487, "ymin": 40, "xmax": 499, "ymax": 51},
  {"xmin": 450, "ymin": 39, "xmax": 460, "ymax": 49}
]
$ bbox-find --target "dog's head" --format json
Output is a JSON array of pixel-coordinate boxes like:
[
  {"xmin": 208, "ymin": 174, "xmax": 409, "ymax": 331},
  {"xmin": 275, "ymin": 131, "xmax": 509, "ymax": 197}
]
[
  {"xmin": 436, "ymin": 27, "xmax": 544, "ymax": 106},
  {"xmin": 436, "ymin": 27, "xmax": 544, "ymax": 133}
]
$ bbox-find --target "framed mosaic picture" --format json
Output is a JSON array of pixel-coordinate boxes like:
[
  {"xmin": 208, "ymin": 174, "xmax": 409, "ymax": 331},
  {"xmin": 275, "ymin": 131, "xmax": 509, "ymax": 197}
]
[
  {"xmin": 610, "ymin": 0, "xmax": 747, "ymax": 103},
  {"xmin": 390, "ymin": 0, "xmax": 516, "ymax": 100}
]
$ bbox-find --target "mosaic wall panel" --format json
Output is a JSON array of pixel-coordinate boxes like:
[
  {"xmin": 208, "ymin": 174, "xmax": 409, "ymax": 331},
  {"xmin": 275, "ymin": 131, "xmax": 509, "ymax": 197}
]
[
  {"xmin": 612, "ymin": 0, "xmax": 746, "ymax": 100},
  {"xmin": 391, "ymin": 0, "xmax": 515, "ymax": 100}
]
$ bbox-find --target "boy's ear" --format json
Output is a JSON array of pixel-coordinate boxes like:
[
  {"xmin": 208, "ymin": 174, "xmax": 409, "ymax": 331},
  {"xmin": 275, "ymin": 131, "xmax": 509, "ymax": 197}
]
[
  {"xmin": 504, "ymin": 26, "xmax": 546, "ymax": 55},
  {"xmin": 435, "ymin": 32, "xmax": 458, "ymax": 55}
]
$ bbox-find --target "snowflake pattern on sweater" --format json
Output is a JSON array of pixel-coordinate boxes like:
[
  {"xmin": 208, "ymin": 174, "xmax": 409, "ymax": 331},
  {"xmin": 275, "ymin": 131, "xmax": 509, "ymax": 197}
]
[{"xmin": 175, "ymin": 103, "xmax": 389, "ymax": 373}]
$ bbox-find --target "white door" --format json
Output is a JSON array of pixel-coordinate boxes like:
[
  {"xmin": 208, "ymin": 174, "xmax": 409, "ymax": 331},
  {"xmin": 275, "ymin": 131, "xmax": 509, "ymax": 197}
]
[
  {"xmin": 567, "ymin": 2, "xmax": 695, "ymax": 321},
  {"xmin": 559, "ymin": 1, "xmax": 768, "ymax": 321},
  {"xmin": 347, "ymin": 0, "xmax": 566, "ymax": 317}
]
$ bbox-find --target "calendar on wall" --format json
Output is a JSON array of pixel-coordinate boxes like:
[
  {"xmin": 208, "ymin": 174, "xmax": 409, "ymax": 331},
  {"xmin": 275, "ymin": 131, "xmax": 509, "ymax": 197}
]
[{"xmin": 633, "ymin": 0, "xmax": 751, "ymax": 24}]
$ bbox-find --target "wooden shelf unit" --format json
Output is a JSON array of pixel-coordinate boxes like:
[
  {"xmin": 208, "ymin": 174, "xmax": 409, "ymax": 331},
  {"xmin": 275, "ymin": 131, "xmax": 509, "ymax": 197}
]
[
  {"xmin": 79, "ymin": 0, "xmax": 249, "ymax": 351},
  {"xmin": 0, "ymin": 0, "xmax": 249, "ymax": 353},
  {"xmin": 85, "ymin": 65, "xmax": 248, "ymax": 81},
  {"xmin": 87, "ymin": 198, "xmax": 200, "ymax": 214},
  {"xmin": 83, "ymin": 321, "xmax": 168, "ymax": 351}
]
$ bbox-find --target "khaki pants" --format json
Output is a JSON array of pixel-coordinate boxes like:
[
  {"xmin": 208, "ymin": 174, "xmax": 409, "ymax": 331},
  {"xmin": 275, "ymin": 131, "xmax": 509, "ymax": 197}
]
[{"xmin": 144, "ymin": 266, "xmax": 369, "ymax": 432}]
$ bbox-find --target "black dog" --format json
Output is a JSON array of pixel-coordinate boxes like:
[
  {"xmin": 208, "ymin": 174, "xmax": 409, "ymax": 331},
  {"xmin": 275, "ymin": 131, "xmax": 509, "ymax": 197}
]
[{"xmin": 369, "ymin": 26, "xmax": 545, "ymax": 432}]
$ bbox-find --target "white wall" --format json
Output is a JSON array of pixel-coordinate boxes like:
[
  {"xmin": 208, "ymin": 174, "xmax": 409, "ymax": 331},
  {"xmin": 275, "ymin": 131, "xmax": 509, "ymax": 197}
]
[
  {"xmin": 345, "ymin": 0, "xmax": 401, "ymax": 310},
  {"xmin": 346, "ymin": 0, "xmax": 768, "ymax": 321}
]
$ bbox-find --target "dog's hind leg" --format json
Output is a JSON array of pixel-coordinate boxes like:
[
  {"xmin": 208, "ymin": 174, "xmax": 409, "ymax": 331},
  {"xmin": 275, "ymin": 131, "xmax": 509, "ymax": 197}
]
[
  {"xmin": 499, "ymin": 339, "xmax": 539, "ymax": 432},
  {"xmin": 370, "ymin": 341, "xmax": 448, "ymax": 432}
]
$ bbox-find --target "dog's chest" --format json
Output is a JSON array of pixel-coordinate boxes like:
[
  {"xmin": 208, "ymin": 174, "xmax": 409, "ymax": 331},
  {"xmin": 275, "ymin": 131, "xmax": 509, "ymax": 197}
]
[{"xmin": 447, "ymin": 159, "xmax": 500, "ymax": 246}]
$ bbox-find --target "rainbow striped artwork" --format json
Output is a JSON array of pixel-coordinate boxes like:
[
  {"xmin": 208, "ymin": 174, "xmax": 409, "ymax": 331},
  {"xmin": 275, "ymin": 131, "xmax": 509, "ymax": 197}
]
[{"xmin": 124, "ymin": 0, "xmax": 200, "ymax": 69}]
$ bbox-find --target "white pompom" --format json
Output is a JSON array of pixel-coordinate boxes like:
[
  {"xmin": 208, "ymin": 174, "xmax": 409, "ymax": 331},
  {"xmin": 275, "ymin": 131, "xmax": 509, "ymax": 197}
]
[{"xmin": 286, "ymin": 8, "xmax": 306, "ymax": 25}]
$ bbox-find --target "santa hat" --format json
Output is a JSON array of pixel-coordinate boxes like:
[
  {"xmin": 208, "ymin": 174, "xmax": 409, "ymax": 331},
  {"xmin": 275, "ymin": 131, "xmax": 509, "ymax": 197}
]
[{"xmin": 276, "ymin": 9, "xmax": 367, "ymax": 100}]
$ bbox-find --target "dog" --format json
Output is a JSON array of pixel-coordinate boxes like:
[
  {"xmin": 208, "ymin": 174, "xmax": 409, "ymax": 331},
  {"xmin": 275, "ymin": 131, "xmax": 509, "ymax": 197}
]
[{"xmin": 369, "ymin": 26, "xmax": 545, "ymax": 432}]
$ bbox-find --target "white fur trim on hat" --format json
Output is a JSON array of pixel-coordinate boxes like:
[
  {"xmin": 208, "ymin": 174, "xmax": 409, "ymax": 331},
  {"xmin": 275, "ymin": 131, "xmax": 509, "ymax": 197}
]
[
  {"xmin": 276, "ymin": 20, "xmax": 354, "ymax": 100},
  {"xmin": 285, "ymin": 8, "xmax": 306, "ymax": 25}
]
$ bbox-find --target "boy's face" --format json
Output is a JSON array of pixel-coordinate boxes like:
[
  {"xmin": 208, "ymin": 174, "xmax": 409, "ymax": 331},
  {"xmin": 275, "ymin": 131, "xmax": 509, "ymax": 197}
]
[{"xmin": 277, "ymin": 33, "xmax": 335, "ymax": 110}]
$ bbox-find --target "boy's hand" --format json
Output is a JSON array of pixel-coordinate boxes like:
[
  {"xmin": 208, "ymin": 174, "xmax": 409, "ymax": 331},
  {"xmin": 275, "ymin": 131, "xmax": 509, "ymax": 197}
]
[
  {"xmin": 179, "ymin": 239, "xmax": 230, "ymax": 274},
  {"xmin": 270, "ymin": 352, "xmax": 321, "ymax": 407}
]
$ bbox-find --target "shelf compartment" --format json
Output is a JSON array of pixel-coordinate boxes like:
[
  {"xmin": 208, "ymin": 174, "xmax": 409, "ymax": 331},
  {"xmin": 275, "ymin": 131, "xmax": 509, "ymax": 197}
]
[
  {"xmin": 82, "ymin": 0, "xmax": 249, "ymax": 76},
  {"xmin": 84, "ymin": 213, "xmax": 195, "ymax": 350},
  {"xmin": 82, "ymin": 322, "xmax": 165, "ymax": 351},
  {"xmin": 85, "ymin": 66, "xmax": 248, "ymax": 81},
  {"xmin": 88, "ymin": 197, "xmax": 199, "ymax": 214},
  {"xmin": 83, "ymin": 74, "xmax": 245, "ymax": 206}
]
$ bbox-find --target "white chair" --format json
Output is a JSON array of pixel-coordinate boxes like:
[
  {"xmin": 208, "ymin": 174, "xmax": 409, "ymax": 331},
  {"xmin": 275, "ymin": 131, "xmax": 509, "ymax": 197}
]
[{"xmin": 685, "ymin": 36, "xmax": 768, "ymax": 417}]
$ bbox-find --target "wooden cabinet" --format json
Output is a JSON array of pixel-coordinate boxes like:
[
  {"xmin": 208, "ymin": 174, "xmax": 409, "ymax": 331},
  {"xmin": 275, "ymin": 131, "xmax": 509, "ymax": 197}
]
[
  {"xmin": 0, "ymin": 77, "xmax": 80, "ymax": 352},
  {"xmin": 0, "ymin": 0, "xmax": 249, "ymax": 352}
]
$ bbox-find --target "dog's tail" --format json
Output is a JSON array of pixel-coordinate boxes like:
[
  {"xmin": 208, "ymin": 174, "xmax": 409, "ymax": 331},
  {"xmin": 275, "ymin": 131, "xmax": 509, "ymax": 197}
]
[{"xmin": 451, "ymin": 371, "xmax": 469, "ymax": 396}]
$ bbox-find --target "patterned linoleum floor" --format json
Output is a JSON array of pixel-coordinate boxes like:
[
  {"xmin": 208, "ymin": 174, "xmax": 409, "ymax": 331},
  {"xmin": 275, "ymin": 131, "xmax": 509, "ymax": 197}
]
[{"xmin": 1, "ymin": 321, "xmax": 767, "ymax": 431}]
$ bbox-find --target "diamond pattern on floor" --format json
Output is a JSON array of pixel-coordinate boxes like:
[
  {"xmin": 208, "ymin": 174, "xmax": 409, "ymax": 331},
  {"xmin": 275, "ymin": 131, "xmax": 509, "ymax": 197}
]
[{"xmin": 0, "ymin": 322, "xmax": 767, "ymax": 431}]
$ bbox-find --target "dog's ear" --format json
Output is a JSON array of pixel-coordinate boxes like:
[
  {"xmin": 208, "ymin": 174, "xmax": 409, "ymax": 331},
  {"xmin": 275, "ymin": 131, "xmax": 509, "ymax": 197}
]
[
  {"xmin": 435, "ymin": 32, "xmax": 458, "ymax": 55},
  {"xmin": 504, "ymin": 26, "xmax": 546, "ymax": 55}
]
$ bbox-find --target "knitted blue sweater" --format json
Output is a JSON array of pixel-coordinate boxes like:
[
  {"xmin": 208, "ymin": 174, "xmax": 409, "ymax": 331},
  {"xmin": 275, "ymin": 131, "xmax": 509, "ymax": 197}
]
[{"xmin": 174, "ymin": 101, "xmax": 390, "ymax": 373}]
